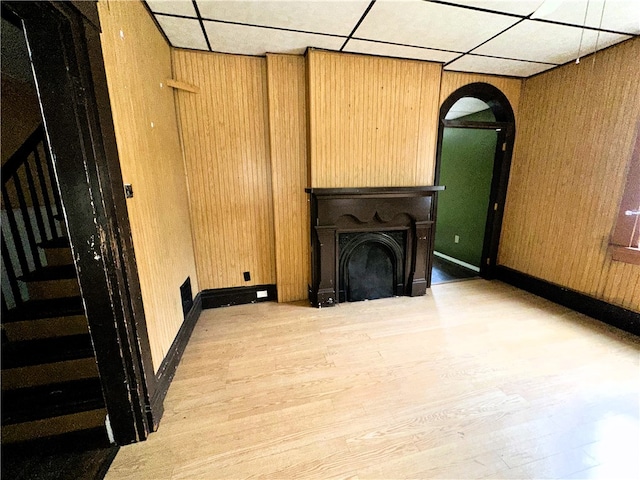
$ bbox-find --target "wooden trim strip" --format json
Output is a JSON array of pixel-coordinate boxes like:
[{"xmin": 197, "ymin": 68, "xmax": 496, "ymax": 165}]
[
  {"xmin": 165, "ymin": 79, "xmax": 200, "ymax": 93},
  {"xmin": 442, "ymin": 120, "xmax": 510, "ymax": 129},
  {"xmin": 610, "ymin": 245, "xmax": 640, "ymax": 265},
  {"xmin": 150, "ymin": 292, "xmax": 203, "ymax": 427},
  {"xmin": 495, "ymin": 266, "xmax": 640, "ymax": 336}
]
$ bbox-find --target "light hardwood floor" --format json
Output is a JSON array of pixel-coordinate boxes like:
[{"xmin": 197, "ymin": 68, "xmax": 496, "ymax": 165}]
[{"xmin": 106, "ymin": 279, "xmax": 639, "ymax": 479}]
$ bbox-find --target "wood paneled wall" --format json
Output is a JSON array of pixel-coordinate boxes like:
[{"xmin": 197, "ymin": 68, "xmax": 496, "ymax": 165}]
[
  {"xmin": 499, "ymin": 38, "xmax": 640, "ymax": 312},
  {"xmin": 172, "ymin": 50, "xmax": 276, "ymax": 291},
  {"xmin": 98, "ymin": 0, "xmax": 200, "ymax": 371},
  {"xmin": 307, "ymin": 50, "xmax": 442, "ymax": 187},
  {"xmin": 266, "ymin": 54, "xmax": 310, "ymax": 302},
  {"xmin": 440, "ymin": 72, "xmax": 522, "ymax": 120}
]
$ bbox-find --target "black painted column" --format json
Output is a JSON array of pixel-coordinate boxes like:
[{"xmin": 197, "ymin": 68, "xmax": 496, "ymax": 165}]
[
  {"xmin": 409, "ymin": 220, "xmax": 433, "ymax": 296},
  {"xmin": 314, "ymin": 226, "xmax": 337, "ymax": 307}
]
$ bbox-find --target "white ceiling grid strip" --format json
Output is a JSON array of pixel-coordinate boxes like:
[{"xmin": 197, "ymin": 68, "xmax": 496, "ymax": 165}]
[
  {"xmin": 474, "ymin": 20, "xmax": 630, "ymax": 64},
  {"xmin": 343, "ymin": 38, "xmax": 460, "ymax": 63},
  {"xmin": 354, "ymin": 0, "xmax": 521, "ymax": 52},
  {"xmin": 203, "ymin": 21, "xmax": 345, "ymax": 56},
  {"xmin": 445, "ymin": 54, "xmax": 556, "ymax": 77},
  {"xmin": 146, "ymin": 0, "xmax": 197, "ymax": 17},
  {"xmin": 439, "ymin": 0, "xmax": 545, "ymax": 16},
  {"xmin": 196, "ymin": 0, "xmax": 372, "ymax": 36},
  {"xmin": 155, "ymin": 15, "xmax": 209, "ymax": 50},
  {"xmin": 532, "ymin": 0, "xmax": 640, "ymax": 34}
]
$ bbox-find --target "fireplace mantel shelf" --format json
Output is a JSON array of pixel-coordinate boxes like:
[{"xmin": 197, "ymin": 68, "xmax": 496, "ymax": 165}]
[{"xmin": 305, "ymin": 186, "xmax": 445, "ymax": 196}]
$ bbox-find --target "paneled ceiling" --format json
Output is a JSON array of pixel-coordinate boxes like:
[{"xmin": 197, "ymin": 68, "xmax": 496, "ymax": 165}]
[{"xmin": 145, "ymin": 0, "xmax": 640, "ymax": 78}]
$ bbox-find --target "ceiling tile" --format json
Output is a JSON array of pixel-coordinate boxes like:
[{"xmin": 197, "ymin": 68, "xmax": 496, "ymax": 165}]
[
  {"xmin": 146, "ymin": 0, "xmax": 196, "ymax": 17},
  {"xmin": 474, "ymin": 20, "xmax": 631, "ymax": 64},
  {"xmin": 354, "ymin": 0, "xmax": 521, "ymax": 52},
  {"xmin": 156, "ymin": 16, "xmax": 209, "ymax": 50},
  {"xmin": 203, "ymin": 21, "xmax": 344, "ymax": 56},
  {"xmin": 532, "ymin": 0, "xmax": 640, "ymax": 35},
  {"xmin": 439, "ymin": 0, "xmax": 545, "ymax": 16},
  {"xmin": 195, "ymin": 1, "xmax": 370, "ymax": 36},
  {"xmin": 343, "ymin": 39, "xmax": 459, "ymax": 63},
  {"xmin": 445, "ymin": 54, "xmax": 556, "ymax": 77}
]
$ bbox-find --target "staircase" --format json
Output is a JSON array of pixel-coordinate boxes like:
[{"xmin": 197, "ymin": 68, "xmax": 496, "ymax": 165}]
[{"xmin": 1, "ymin": 126, "xmax": 108, "ymax": 448}]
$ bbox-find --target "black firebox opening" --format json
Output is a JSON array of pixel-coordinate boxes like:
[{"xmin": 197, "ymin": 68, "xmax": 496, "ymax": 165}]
[{"xmin": 339, "ymin": 231, "xmax": 406, "ymax": 303}]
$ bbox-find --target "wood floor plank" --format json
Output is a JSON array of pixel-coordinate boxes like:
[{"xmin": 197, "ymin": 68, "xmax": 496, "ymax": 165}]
[{"xmin": 105, "ymin": 279, "xmax": 639, "ymax": 479}]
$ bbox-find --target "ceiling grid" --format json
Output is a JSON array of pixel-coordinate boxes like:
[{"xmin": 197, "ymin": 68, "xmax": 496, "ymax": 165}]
[{"xmin": 144, "ymin": 0, "xmax": 639, "ymax": 77}]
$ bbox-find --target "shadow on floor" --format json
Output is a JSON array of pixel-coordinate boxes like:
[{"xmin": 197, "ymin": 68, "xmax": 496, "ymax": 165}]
[
  {"xmin": 1, "ymin": 440, "xmax": 118, "ymax": 480},
  {"xmin": 431, "ymin": 255, "xmax": 478, "ymax": 285}
]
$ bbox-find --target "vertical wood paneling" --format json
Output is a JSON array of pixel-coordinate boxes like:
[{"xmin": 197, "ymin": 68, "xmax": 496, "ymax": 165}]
[
  {"xmin": 307, "ymin": 50, "xmax": 442, "ymax": 187},
  {"xmin": 266, "ymin": 55, "xmax": 310, "ymax": 302},
  {"xmin": 172, "ymin": 50, "xmax": 276, "ymax": 291},
  {"xmin": 440, "ymin": 72, "xmax": 522, "ymax": 120},
  {"xmin": 499, "ymin": 38, "xmax": 640, "ymax": 312},
  {"xmin": 98, "ymin": 0, "xmax": 199, "ymax": 371}
]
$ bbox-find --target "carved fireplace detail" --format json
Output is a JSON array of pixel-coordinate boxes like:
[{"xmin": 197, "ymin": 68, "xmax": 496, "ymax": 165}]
[{"xmin": 306, "ymin": 186, "xmax": 444, "ymax": 308}]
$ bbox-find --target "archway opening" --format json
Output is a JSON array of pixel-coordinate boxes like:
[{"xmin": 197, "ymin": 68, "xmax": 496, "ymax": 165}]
[{"xmin": 432, "ymin": 83, "xmax": 515, "ymax": 283}]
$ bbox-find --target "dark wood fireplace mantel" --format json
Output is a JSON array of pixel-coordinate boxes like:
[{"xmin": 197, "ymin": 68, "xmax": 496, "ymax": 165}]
[{"xmin": 306, "ymin": 186, "xmax": 444, "ymax": 308}]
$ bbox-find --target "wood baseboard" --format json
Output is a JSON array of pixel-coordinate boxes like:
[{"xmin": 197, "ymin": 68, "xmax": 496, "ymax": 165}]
[
  {"xmin": 149, "ymin": 293, "xmax": 202, "ymax": 428},
  {"xmin": 201, "ymin": 285, "xmax": 277, "ymax": 309},
  {"xmin": 495, "ymin": 266, "xmax": 639, "ymax": 336}
]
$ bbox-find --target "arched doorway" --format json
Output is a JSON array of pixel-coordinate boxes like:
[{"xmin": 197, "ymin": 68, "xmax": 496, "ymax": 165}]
[{"xmin": 433, "ymin": 83, "xmax": 515, "ymax": 280}]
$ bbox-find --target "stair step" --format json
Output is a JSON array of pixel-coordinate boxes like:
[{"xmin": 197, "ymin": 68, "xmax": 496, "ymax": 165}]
[
  {"xmin": 1, "ymin": 408, "xmax": 106, "ymax": 444},
  {"xmin": 39, "ymin": 236, "xmax": 74, "ymax": 266},
  {"xmin": 2, "ymin": 334, "xmax": 94, "ymax": 369},
  {"xmin": 1, "ymin": 426, "xmax": 111, "ymax": 453},
  {"xmin": 3, "ymin": 315, "xmax": 88, "ymax": 342},
  {"xmin": 26, "ymin": 277, "xmax": 80, "ymax": 301},
  {"xmin": 2, "ymin": 357, "xmax": 100, "ymax": 390},
  {"xmin": 3, "ymin": 296, "xmax": 84, "ymax": 323},
  {"xmin": 38, "ymin": 237, "xmax": 70, "ymax": 249},
  {"xmin": 20, "ymin": 265, "xmax": 80, "ymax": 300},
  {"xmin": 2, "ymin": 378, "xmax": 104, "ymax": 425},
  {"xmin": 45, "ymin": 246, "xmax": 73, "ymax": 267},
  {"xmin": 19, "ymin": 264, "xmax": 77, "ymax": 282}
]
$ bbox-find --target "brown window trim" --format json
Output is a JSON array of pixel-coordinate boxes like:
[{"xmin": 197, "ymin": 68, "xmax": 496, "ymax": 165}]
[
  {"xmin": 610, "ymin": 120, "xmax": 640, "ymax": 266},
  {"xmin": 610, "ymin": 245, "xmax": 640, "ymax": 264}
]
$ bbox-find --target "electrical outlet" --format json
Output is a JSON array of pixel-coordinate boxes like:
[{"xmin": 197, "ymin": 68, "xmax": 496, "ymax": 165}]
[
  {"xmin": 124, "ymin": 184, "xmax": 134, "ymax": 198},
  {"xmin": 454, "ymin": 235, "xmax": 460, "ymax": 243},
  {"xmin": 256, "ymin": 290, "xmax": 268, "ymax": 299},
  {"xmin": 243, "ymin": 271, "xmax": 251, "ymax": 281}
]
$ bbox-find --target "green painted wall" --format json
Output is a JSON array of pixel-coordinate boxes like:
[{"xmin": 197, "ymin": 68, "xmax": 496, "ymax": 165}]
[{"xmin": 435, "ymin": 110, "xmax": 497, "ymax": 267}]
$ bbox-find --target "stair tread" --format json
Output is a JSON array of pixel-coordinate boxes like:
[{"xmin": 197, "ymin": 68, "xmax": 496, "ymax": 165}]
[
  {"xmin": 38, "ymin": 237, "xmax": 70, "ymax": 249},
  {"xmin": 19, "ymin": 264, "xmax": 77, "ymax": 282},
  {"xmin": 3, "ymin": 296, "xmax": 85, "ymax": 323},
  {"xmin": 1, "ymin": 378, "xmax": 104, "ymax": 425},
  {"xmin": 1, "ymin": 334, "xmax": 94, "ymax": 369},
  {"xmin": 0, "ymin": 426, "xmax": 110, "ymax": 451}
]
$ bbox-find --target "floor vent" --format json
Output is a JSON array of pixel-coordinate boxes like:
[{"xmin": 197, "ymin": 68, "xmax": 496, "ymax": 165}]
[{"xmin": 180, "ymin": 277, "xmax": 193, "ymax": 319}]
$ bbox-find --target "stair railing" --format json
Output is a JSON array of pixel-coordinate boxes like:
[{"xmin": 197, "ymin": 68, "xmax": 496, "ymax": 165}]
[{"xmin": 1, "ymin": 124, "xmax": 64, "ymax": 309}]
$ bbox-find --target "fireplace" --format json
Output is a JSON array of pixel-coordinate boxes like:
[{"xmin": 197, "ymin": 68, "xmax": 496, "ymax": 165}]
[{"xmin": 306, "ymin": 186, "xmax": 444, "ymax": 308}]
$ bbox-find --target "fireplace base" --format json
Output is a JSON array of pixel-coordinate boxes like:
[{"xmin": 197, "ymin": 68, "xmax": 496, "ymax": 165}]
[{"xmin": 306, "ymin": 186, "xmax": 444, "ymax": 308}]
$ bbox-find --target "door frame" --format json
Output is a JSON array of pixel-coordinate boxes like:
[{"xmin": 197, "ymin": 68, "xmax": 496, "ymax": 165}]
[
  {"xmin": 435, "ymin": 82, "xmax": 516, "ymax": 278},
  {"xmin": 2, "ymin": 1, "xmax": 158, "ymax": 444}
]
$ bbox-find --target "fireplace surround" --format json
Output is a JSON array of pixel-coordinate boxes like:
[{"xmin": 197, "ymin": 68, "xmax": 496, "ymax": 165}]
[{"xmin": 306, "ymin": 186, "xmax": 444, "ymax": 308}]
